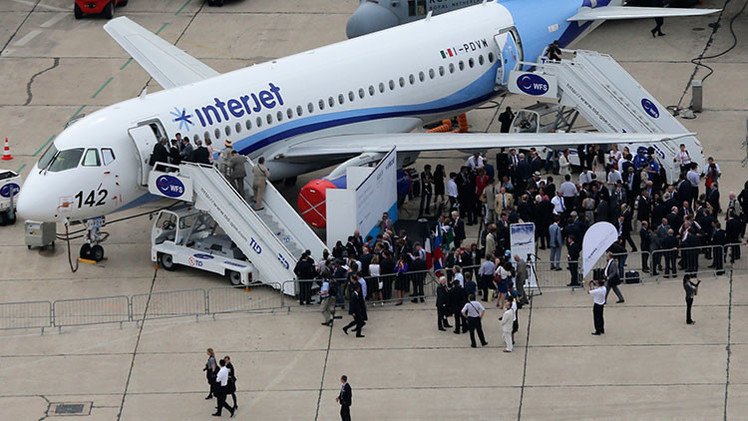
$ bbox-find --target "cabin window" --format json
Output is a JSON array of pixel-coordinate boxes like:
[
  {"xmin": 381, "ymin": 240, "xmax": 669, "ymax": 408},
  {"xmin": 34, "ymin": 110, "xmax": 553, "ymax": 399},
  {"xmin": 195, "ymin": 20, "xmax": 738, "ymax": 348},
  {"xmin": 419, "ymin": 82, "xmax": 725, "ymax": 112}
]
[
  {"xmin": 458, "ymin": 60, "xmax": 465, "ymax": 71},
  {"xmin": 204, "ymin": 131, "xmax": 211, "ymax": 141},
  {"xmin": 246, "ymin": 119, "xmax": 252, "ymax": 130},
  {"xmin": 407, "ymin": 0, "xmax": 427, "ymax": 16},
  {"xmin": 398, "ymin": 77, "xmax": 405, "ymax": 87},
  {"xmin": 428, "ymin": 68, "xmax": 435, "ymax": 79},
  {"xmin": 318, "ymin": 99, "xmax": 325, "ymax": 110},
  {"xmin": 418, "ymin": 71, "xmax": 425, "ymax": 82},
  {"xmin": 408, "ymin": 74, "xmax": 415, "ymax": 85},
  {"xmin": 338, "ymin": 94, "xmax": 345, "ymax": 105},
  {"xmin": 389, "ymin": 80, "xmax": 395, "ymax": 90},
  {"xmin": 478, "ymin": 55, "xmax": 485, "ymax": 66},
  {"xmin": 379, "ymin": 82, "xmax": 386, "ymax": 93},
  {"xmin": 468, "ymin": 58, "xmax": 475, "ymax": 68},
  {"xmin": 276, "ymin": 111, "xmax": 284, "ymax": 122},
  {"xmin": 308, "ymin": 102, "xmax": 314, "ymax": 113},
  {"xmin": 47, "ymin": 148, "xmax": 84, "ymax": 172},
  {"xmin": 101, "ymin": 148, "xmax": 115, "ymax": 166},
  {"xmin": 266, "ymin": 114, "xmax": 273, "ymax": 124},
  {"xmin": 235, "ymin": 122, "xmax": 242, "ymax": 134},
  {"xmin": 348, "ymin": 91, "xmax": 355, "ymax": 102},
  {"xmin": 82, "ymin": 148, "xmax": 100, "ymax": 167},
  {"xmin": 448, "ymin": 63, "xmax": 455, "ymax": 73},
  {"xmin": 488, "ymin": 52, "xmax": 495, "ymax": 63},
  {"xmin": 295, "ymin": 106, "xmax": 302, "ymax": 117},
  {"xmin": 256, "ymin": 116, "xmax": 263, "ymax": 127},
  {"xmin": 368, "ymin": 85, "xmax": 375, "ymax": 96},
  {"xmin": 225, "ymin": 126, "xmax": 231, "ymax": 136},
  {"xmin": 359, "ymin": 88, "xmax": 366, "ymax": 99},
  {"xmin": 328, "ymin": 96, "xmax": 335, "ymax": 107},
  {"xmin": 193, "ymin": 134, "xmax": 200, "ymax": 143},
  {"xmin": 214, "ymin": 128, "xmax": 221, "ymax": 139}
]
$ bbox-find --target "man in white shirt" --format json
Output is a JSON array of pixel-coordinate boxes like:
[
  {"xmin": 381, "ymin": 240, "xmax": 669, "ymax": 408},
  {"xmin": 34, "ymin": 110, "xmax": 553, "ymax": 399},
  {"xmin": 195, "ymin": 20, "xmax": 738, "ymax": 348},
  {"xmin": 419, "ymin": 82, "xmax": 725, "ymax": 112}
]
[
  {"xmin": 589, "ymin": 280, "xmax": 607, "ymax": 335},
  {"xmin": 499, "ymin": 300, "xmax": 514, "ymax": 352},
  {"xmin": 461, "ymin": 294, "xmax": 488, "ymax": 348},
  {"xmin": 607, "ymin": 168, "xmax": 622, "ymax": 186},
  {"xmin": 212, "ymin": 359, "xmax": 235, "ymax": 417},
  {"xmin": 447, "ymin": 172, "xmax": 459, "ymax": 210},
  {"xmin": 320, "ymin": 278, "xmax": 335, "ymax": 326},
  {"xmin": 579, "ymin": 169, "xmax": 594, "ymax": 185},
  {"xmin": 466, "ymin": 152, "xmax": 485, "ymax": 170},
  {"xmin": 551, "ymin": 191, "xmax": 566, "ymax": 216}
]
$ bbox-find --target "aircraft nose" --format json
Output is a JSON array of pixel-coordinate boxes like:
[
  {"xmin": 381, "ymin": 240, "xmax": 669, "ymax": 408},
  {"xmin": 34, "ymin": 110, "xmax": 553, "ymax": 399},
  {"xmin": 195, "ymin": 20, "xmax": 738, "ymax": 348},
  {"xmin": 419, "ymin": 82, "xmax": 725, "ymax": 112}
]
[
  {"xmin": 346, "ymin": 1, "xmax": 400, "ymax": 38},
  {"xmin": 16, "ymin": 173, "xmax": 57, "ymax": 222}
]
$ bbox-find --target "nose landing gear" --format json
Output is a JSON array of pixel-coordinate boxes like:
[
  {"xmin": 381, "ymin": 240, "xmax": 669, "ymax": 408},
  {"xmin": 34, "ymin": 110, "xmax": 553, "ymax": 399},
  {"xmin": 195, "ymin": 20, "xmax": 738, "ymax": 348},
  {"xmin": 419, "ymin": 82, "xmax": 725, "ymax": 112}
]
[{"xmin": 79, "ymin": 217, "xmax": 109, "ymax": 262}]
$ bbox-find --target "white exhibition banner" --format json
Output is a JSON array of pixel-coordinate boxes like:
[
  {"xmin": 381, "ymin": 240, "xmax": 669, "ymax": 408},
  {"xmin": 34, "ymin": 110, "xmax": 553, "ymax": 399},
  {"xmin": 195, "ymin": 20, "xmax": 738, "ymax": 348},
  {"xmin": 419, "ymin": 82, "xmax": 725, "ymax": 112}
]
[
  {"xmin": 325, "ymin": 147, "xmax": 398, "ymax": 247},
  {"xmin": 510, "ymin": 223, "xmax": 537, "ymax": 288},
  {"xmin": 355, "ymin": 147, "xmax": 398, "ymax": 238},
  {"xmin": 582, "ymin": 222, "xmax": 619, "ymax": 278}
]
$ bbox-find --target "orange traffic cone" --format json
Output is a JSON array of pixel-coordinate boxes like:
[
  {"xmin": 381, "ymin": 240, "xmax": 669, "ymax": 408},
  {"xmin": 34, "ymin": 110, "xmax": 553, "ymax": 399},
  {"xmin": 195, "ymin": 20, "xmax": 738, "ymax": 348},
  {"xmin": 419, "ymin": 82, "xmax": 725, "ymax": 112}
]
[{"xmin": 1, "ymin": 138, "xmax": 12, "ymax": 161}]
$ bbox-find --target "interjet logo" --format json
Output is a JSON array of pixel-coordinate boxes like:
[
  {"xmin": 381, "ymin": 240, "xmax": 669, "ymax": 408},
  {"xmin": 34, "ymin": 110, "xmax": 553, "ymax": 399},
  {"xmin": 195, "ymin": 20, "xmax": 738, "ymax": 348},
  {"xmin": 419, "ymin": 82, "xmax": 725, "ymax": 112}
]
[{"xmin": 173, "ymin": 83, "xmax": 285, "ymax": 130}]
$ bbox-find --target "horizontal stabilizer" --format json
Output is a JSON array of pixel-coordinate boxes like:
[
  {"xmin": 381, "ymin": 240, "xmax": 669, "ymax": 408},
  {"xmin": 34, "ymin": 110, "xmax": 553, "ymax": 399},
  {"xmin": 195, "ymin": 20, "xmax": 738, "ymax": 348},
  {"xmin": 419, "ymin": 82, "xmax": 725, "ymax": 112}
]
[
  {"xmin": 104, "ymin": 17, "xmax": 219, "ymax": 89},
  {"xmin": 568, "ymin": 6, "xmax": 720, "ymax": 21},
  {"xmin": 280, "ymin": 132, "xmax": 693, "ymax": 158}
]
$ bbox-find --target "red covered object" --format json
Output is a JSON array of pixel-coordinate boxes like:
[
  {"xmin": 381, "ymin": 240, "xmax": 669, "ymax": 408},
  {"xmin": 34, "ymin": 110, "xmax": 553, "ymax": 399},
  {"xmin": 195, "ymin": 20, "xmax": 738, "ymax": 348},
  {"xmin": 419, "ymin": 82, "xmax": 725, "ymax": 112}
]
[{"xmin": 298, "ymin": 178, "xmax": 337, "ymax": 229}]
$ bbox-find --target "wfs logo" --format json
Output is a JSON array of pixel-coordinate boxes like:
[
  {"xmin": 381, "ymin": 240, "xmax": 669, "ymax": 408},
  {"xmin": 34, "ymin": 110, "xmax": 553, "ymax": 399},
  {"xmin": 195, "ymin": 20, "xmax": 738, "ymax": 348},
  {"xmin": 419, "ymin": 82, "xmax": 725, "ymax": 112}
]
[
  {"xmin": 641, "ymin": 98, "xmax": 660, "ymax": 119},
  {"xmin": 0, "ymin": 183, "xmax": 20, "ymax": 198},
  {"xmin": 517, "ymin": 74, "xmax": 550, "ymax": 96},
  {"xmin": 155, "ymin": 175, "xmax": 185, "ymax": 198}
]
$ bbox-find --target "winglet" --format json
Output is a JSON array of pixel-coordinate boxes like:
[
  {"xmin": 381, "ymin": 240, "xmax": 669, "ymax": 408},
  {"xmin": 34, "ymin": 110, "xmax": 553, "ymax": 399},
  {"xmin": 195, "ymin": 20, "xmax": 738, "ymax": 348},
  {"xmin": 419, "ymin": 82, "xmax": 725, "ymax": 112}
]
[{"xmin": 104, "ymin": 17, "xmax": 219, "ymax": 90}]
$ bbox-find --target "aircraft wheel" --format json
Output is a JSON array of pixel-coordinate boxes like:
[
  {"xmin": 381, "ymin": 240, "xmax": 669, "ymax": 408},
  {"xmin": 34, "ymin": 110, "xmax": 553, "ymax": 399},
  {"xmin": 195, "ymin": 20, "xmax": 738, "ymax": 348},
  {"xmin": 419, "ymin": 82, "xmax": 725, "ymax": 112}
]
[
  {"xmin": 159, "ymin": 253, "xmax": 176, "ymax": 271},
  {"xmin": 80, "ymin": 243, "xmax": 91, "ymax": 259},
  {"xmin": 91, "ymin": 245, "xmax": 105, "ymax": 262},
  {"xmin": 227, "ymin": 270, "xmax": 242, "ymax": 286},
  {"xmin": 104, "ymin": 1, "xmax": 115, "ymax": 19}
]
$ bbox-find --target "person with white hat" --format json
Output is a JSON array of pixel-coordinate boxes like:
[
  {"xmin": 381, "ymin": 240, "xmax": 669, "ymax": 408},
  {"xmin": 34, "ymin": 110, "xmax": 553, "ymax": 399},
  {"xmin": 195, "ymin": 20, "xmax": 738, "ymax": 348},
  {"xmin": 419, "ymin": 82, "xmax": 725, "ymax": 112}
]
[{"xmin": 219, "ymin": 140, "xmax": 233, "ymax": 179}]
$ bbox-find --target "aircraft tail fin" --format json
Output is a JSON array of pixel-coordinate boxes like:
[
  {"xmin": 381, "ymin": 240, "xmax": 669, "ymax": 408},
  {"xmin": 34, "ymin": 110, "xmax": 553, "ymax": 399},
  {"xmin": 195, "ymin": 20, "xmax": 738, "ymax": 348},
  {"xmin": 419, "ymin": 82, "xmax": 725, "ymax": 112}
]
[{"xmin": 568, "ymin": 6, "xmax": 720, "ymax": 22}]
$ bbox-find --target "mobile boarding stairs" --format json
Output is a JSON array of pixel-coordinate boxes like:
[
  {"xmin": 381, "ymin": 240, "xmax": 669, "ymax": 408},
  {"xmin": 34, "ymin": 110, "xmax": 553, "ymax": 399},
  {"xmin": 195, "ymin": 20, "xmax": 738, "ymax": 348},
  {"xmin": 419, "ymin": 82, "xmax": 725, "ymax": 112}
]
[
  {"xmin": 147, "ymin": 160, "xmax": 327, "ymax": 296},
  {"xmin": 507, "ymin": 49, "xmax": 703, "ymax": 183}
]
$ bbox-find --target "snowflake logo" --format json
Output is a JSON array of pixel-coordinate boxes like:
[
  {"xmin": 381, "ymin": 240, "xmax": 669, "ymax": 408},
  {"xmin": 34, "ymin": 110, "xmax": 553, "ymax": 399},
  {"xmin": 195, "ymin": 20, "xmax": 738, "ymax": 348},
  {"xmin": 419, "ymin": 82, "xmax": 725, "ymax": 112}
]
[{"xmin": 171, "ymin": 107, "xmax": 194, "ymax": 132}]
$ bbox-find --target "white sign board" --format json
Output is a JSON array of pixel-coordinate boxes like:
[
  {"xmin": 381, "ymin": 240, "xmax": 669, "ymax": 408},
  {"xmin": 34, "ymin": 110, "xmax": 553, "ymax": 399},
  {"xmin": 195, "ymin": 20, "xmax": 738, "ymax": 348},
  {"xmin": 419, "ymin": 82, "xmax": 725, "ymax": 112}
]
[
  {"xmin": 356, "ymin": 147, "xmax": 398, "ymax": 238},
  {"xmin": 508, "ymin": 71, "xmax": 558, "ymax": 99},
  {"xmin": 325, "ymin": 189, "xmax": 358, "ymax": 249},
  {"xmin": 510, "ymin": 223, "xmax": 537, "ymax": 288}
]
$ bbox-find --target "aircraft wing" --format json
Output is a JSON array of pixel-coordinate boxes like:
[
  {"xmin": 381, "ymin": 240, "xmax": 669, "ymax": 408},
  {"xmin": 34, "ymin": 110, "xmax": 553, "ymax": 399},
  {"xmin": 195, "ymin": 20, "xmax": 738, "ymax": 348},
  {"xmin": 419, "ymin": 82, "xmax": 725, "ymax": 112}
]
[
  {"xmin": 278, "ymin": 132, "xmax": 692, "ymax": 158},
  {"xmin": 568, "ymin": 6, "xmax": 720, "ymax": 21},
  {"xmin": 104, "ymin": 17, "xmax": 219, "ymax": 89}
]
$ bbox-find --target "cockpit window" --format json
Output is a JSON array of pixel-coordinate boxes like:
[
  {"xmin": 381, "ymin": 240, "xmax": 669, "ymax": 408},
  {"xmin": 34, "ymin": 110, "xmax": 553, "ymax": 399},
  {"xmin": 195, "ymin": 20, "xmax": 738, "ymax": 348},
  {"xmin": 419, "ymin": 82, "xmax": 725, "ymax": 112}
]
[
  {"xmin": 82, "ymin": 149, "xmax": 100, "ymax": 167},
  {"xmin": 37, "ymin": 144, "xmax": 58, "ymax": 170},
  {"xmin": 47, "ymin": 148, "xmax": 84, "ymax": 172},
  {"xmin": 102, "ymin": 148, "xmax": 115, "ymax": 166}
]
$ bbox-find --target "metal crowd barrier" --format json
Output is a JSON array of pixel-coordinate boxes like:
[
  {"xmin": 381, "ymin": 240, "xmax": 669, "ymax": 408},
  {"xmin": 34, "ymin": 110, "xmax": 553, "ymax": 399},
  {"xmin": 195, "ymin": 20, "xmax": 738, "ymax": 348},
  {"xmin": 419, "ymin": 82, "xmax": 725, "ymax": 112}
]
[
  {"xmin": 53, "ymin": 295, "xmax": 129, "ymax": 328},
  {"xmin": 0, "ymin": 300, "xmax": 52, "ymax": 331},
  {"xmin": 132, "ymin": 288, "xmax": 207, "ymax": 321},
  {"xmin": 207, "ymin": 283, "xmax": 285, "ymax": 314}
]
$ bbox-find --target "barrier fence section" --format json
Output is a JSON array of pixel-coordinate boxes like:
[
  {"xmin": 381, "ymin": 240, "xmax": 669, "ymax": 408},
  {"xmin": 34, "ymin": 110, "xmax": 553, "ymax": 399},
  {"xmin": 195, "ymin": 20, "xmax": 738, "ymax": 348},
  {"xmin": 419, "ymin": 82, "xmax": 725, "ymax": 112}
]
[
  {"xmin": 132, "ymin": 288, "xmax": 207, "ymax": 321},
  {"xmin": 208, "ymin": 283, "xmax": 284, "ymax": 314},
  {"xmin": 53, "ymin": 295, "xmax": 130, "ymax": 328},
  {"xmin": 0, "ymin": 301, "xmax": 52, "ymax": 331}
]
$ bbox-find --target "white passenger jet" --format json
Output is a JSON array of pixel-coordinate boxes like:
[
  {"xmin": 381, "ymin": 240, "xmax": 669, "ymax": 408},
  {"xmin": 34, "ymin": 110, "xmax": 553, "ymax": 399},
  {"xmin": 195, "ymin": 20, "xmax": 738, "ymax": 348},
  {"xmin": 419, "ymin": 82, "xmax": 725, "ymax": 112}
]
[{"xmin": 17, "ymin": 0, "xmax": 716, "ymax": 254}]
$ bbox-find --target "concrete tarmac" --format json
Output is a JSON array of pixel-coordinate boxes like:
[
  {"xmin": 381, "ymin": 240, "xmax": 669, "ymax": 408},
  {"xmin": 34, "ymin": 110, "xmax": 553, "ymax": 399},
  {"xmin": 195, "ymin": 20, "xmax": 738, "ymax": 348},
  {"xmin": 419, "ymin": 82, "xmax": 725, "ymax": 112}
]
[{"xmin": 0, "ymin": 0, "xmax": 747, "ymax": 420}]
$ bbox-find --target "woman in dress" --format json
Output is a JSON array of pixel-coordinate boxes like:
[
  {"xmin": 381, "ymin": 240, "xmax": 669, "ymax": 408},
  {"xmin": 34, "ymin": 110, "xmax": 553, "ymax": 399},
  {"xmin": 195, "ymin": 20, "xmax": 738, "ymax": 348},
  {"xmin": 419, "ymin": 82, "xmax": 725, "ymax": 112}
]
[
  {"xmin": 203, "ymin": 348, "xmax": 217, "ymax": 400},
  {"xmin": 394, "ymin": 255, "xmax": 410, "ymax": 306},
  {"xmin": 433, "ymin": 164, "xmax": 446, "ymax": 207},
  {"xmin": 367, "ymin": 255, "xmax": 382, "ymax": 305},
  {"xmin": 495, "ymin": 262, "xmax": 513, "ymax": 309}
]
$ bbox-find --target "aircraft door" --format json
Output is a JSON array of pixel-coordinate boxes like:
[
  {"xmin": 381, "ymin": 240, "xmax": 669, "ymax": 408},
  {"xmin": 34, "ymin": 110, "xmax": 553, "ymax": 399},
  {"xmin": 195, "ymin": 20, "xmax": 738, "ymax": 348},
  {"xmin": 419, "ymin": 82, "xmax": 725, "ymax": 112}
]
[
  {"xmin": 494, "ymin": 31, "xmax": 522, "ymax": 86},
  {"xmin": 128, "ymin": 120, "xmax": 166, "ymax": 186}
]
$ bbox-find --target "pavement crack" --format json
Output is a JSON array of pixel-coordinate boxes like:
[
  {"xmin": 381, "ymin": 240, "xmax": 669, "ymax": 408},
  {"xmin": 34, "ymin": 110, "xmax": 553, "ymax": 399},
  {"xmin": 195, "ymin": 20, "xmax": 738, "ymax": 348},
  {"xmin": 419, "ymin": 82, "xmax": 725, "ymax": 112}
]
[
  {"xmin": 723, "ymin": 269, "xmax": 734, "ymax": 420},
  {"xmin": 314, "ymin": 310, "xmax": 335, "ymax": 421},
  {"xmin": 516, "ymin": 292, "xmax": 535, "ymax": 421},
  {"xmin": 25, "ymin": 57, "xmax": 59, "ymax": 106}
]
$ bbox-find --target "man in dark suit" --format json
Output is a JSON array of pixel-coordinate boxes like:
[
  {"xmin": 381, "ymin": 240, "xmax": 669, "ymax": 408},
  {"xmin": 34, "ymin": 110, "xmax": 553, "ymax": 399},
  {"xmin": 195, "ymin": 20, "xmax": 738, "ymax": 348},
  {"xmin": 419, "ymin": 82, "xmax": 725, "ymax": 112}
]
[
  {"xmin": 603, "ymin": 251, "xmax": 624, "ymax": 303},
  {"xmin": 450, "ymin": 278, "xmax": 468, "ymax": 334},
  {"xmin": 452, "ymin": 211, "xmax": 466, "ymax": 248},
  {"xmin": 566, "ymin": 235, "xmax": 581, "ymax": 287},
  {"xmin": 637, "ymin": 191, "xmax": 651, "ymax": 226},
  {"xmin": 190, "ymin": 139, "xmax": 211, "ymax": 164},
  {"xmin": 148, "ymin": 138, "xmax": 169, "ymax": 166},
  {"xmin": 294, "ymin": 251, "xmax": 317, "ymax": 305},
  {"xmin": 336, "ymin": 375, "xmax": 352, "ymax": 421},
  {"xmin": 342, "ymin": 282, "xmax": 366, "ymax": 337},
  {"xmin": 436, "ymin": 276, "xmax": 451, "ymax": 331},
  {"xmin": 710, "ymin": 221, "xmax": 726, "ymax": 275},
  {"xmin": 498, "ymin": 106, "xmax": 514, "ymax": 133},
  {"xmin": 726, "ymin": 212, "xmax": 742, "ymax": 263}
]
